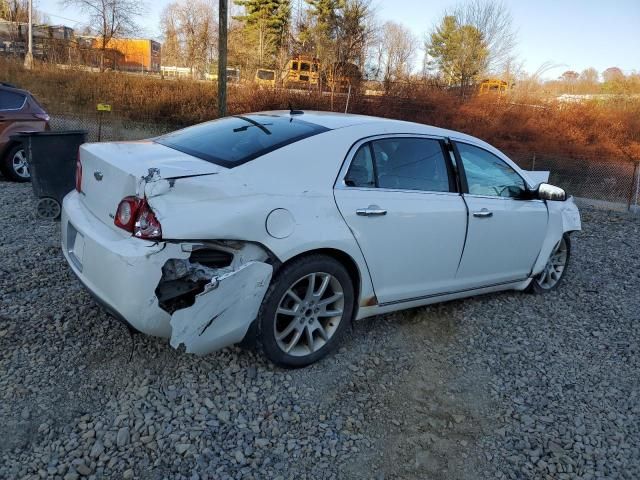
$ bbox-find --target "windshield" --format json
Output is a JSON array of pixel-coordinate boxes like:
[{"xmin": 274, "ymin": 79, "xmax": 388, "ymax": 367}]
[{"xmin": 155, "ymin": 114, "xmax": 329, "ymax": 168}]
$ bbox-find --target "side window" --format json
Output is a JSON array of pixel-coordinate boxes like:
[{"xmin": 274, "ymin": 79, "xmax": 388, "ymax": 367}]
[
  {"xmin": 0, "ymin": 91, "xmax": 26, "ymax": 110},
  {"xmin": 456, "ymin": 142, "xmax": 526, "ymax": 198},
  {"xmin": 291, "ymin": 62, "xmax": 298, "ymax": 71},
  {"xmin": 371, "ymin": 137, "xmax": 451, "ymax": 192},
  {"xmin": 345, "ymin": 144, "xmax": 375, "ymax": 188}
]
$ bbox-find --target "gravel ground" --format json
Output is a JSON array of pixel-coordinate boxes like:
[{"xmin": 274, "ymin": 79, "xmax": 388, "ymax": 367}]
[{"xmin": 1, "ymin": 178, "xmax": 638, "ymax": 480}]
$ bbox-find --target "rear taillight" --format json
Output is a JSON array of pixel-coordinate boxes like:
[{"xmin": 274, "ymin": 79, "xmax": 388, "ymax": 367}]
[
  {"xmin": 114, "ymin": 196, "xmax": 141, "ymax": 231},
  {"xmin": 133, "ymin": 200, "xmax": 162, "ymax": 239},
  {"xmin": 114, "ymin": 196, "xmax": 162, "ymax": 240},
  {"xmin": 34, "ymin": 112, "xmax": 50, "ymax": 121},
  {"xmin": 75, "ymin": 154, "xmax": 82, "ymax": 192}
]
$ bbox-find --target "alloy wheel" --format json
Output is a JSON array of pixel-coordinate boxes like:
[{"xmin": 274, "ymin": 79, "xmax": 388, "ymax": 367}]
[
  {"xmin": 274, "ymin": 272, "xmax": 344, "ymax": 357},
  {"xmin": 535, "ymin": 236, "xmax": 568, "ymax": 289},
  {"xmin": 12, "ymin": 148, "xmax": 30, "ymax": 179}
]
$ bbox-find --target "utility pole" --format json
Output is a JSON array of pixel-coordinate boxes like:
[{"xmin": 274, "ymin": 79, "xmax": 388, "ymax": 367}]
[
  {"xmin": 23, "ymin": 0, "xmax": 33, "ymax": 69},
  {"xmin": 217, "ymin": 0, "xmax": 228, "ymax": 118}
]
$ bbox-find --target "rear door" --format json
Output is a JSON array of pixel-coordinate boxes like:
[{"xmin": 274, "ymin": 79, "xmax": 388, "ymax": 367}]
[
  {"xmin": 0, "ymin": 89, "xmax": 44, "ymax": 143},
  {"xmin": 453, "ymin": 141, "xmax": 547, "ymax": 288},
  {"xmin": 334, "ymin": 136, "xmax": 468, "ymax": 304}
]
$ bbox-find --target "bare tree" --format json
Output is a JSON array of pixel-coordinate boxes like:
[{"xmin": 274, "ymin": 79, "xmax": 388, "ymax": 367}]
[
  {"xmin": 451, "ymin": 0, "xmax": 516, "ymax": 74},
  {"xmin": 373, "ymin": 20, "xmax": 416, "ymax": 90},
  {"xmin": 579, "ymin": 67, "xmax": 599, "ymax": 84},
  {"xmin": 160, "ymin": 0, "xmax": 218, "ymax": 77},
  {"xmin": 160, "ymin": 3, "xmax": 183, "ymax": 67},
  {"xmin": 1, "ymin": 0, "xmax": 43, "ymax": 23},
  {"xmin": 1, "ymin": 0, "xmax": 27, "ymax": 21},
  {"xmin": 602, "ymin": 67, "xmax": 624, "ymax": 83},
  {"xmin": 63, "ymin": 0, "xmax": 146, "ymax": 69}
]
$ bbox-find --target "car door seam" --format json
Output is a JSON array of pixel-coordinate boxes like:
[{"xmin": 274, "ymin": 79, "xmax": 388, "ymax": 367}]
[
  {"xmin": 331, "ymin": 188, "xmax": 379, "ymax": 304},
  {"xmin": 455, "ymin": 193, "xmax": 471, "ymax": 275},
  {"xmin": 528, "ymin": 202, "xmax": 551, "ymax": 277}
]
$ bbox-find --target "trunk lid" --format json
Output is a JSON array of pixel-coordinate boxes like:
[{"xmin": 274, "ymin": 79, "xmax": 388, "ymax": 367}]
[{"xmin": 79, "ymin": 141, "xmax": 223, "ymax": 230}]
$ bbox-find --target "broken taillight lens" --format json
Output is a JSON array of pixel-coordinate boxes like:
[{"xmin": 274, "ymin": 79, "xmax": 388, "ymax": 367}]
[
  {"xmin": 114, "ymin": 196, "xmax": 162, "ymax": 240},
  {"xmin": 133, "ymin": 199, "xmax": 162, "ymax": 240},
  {"xmin": 75, "ymin": 154, "xmax": 82, "ymax": 192}
]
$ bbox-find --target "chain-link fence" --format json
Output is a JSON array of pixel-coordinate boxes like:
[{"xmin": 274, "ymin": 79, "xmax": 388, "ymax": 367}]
[
  {"xmin": 509, "ymin": 152, "xmax": 640, "ymax": 212},
  {"xmin": 49, "ymin": 111, "xmax": 181, "ymax": 143},
  {"xmin": 48, "ymin": 110, "xmax": 640, "ymax": 213}
]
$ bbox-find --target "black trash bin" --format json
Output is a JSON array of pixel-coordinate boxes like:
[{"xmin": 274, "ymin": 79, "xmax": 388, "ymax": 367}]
[{"xmin": 11, "ymin": 130, "xmax": 87, "ymax": 219}]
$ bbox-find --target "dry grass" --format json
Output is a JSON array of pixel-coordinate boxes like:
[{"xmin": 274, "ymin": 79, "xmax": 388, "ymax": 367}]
[{"xmin": 3, "ymin": 59, "xmax": 639, "ymax": 161}]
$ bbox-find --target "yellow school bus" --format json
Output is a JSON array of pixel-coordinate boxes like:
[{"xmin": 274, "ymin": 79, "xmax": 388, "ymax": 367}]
[
  {"xmin": 326, "ymin": 62, "xmax": 362, "ymax": 93},
  {"xmin": 283, "ymin": 56, "xmax": 320, "ymax": 89},
  {"xmin": 479, "ymin": 79, "xmax": 509, "ymax": 94},
  {"xmin": 255, "ymin": 68, "xmax": 277, "ymax": 87}
]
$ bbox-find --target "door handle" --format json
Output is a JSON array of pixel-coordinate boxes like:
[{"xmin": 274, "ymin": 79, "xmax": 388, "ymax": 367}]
[
  {"xmin": 473, "ymin": 209, "xmax": 493, "ymax": 218},
  {"xmin": 356, "ymin": 206, "xmax": 387, "ymax": 216}
]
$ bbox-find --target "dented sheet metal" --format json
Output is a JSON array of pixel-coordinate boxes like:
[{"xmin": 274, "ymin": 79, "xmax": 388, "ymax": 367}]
[
  {"xmin": 169, "ymin": 261, "xmax": 273, "ymax": 355},
  {"xmin": 531, "ymin": 197, "xmax": 582, "ymax": 276}
]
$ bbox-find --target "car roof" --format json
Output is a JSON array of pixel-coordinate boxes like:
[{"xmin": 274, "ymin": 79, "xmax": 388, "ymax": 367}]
[
  {"xmin": 258, "ymin": 110, "xmax": 477, "ymax": 141},
  {"xmin": 258, "ymin": 110, "xmax": 383, "ymax": 129},
  {"xmin": 255, "ymin": 110, "xmax": 531, "ymax": 184}
]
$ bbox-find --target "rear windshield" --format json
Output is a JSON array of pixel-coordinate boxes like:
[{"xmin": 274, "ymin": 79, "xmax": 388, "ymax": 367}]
[
  {"xmin": 155, "ymin": 114, "xmax": 329, "ymax": 168},
  {"xmin": 257, "ymin": 70, "xmax": 275, "ymax": 80}
]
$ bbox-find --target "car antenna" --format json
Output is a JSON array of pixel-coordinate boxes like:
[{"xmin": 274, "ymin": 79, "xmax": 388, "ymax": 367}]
[{"xmin": 289, "ymin": 103, "xmax": 304, "ymax": 116}]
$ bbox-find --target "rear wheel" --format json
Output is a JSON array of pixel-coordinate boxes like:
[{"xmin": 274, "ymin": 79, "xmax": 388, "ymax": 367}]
[
  {"xmin": 256, "ymin": 255, "xmax": 354, "ymax": 367},
  {"xmin": 1, "ymin": 144, "xmax": 30, "ymax": 182},
  {"xmin": 528, "ymin": 234, "xmax": 571, "ymax": 293}
]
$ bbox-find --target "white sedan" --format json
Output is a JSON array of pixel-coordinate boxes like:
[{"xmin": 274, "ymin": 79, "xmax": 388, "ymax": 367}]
[{"xmin": 61, "ymin": 111, "xmax": 581, "ymax": 367}]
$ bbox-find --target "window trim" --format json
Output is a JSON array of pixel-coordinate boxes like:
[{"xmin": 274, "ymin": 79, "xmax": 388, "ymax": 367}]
[
  {"xmin": 0, "ymin": 90, "xmax": 28, "ymax": 111},
  {"xmin": 336, "ymin": 134, "xmax": 459, "ymax": 195},
  {"xmin": 451, "ymin": 140, "xmax": 535, "ymax": 201}
]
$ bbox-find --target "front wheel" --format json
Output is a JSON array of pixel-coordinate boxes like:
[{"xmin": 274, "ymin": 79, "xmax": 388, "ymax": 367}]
[
  {"xmin": 256, "ymin": 255, "xmax": 355, "ymax": 368},
  {"xmin": 528, "ymin": 234, "xmax": 571, "ymax": 294}
]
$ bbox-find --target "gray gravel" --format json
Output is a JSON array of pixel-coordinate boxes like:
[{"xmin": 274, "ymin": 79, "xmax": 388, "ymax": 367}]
[{"xmin": 1, "ymin": 178, "xmax": 638, "ymax": 479}]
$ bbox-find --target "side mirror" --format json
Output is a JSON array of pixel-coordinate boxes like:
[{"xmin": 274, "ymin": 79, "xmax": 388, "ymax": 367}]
[{"xmin": 537, "ymin": 183, "xmax": 566, "ymax": 201}]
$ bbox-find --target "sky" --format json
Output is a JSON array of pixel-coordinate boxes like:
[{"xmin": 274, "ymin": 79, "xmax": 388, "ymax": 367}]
[{"xmin": 35, "ymin": 0, "xmax": 640, "ymax": 78}]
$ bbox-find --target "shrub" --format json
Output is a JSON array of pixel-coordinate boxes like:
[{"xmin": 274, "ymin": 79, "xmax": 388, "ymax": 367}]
[{"xmin": 2, "ymin": 59, "xmax": 638, "ymax": 161}]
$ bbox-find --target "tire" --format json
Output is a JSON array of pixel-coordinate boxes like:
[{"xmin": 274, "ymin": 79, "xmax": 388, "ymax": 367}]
[
  {"xmin": 1, "ymin": 144, "xmax": 30, "ymax": 182},
  {"xmin": 527, "ymin": 234, "xmax": 571, "ymax": 294},
  {"xmin": 255, "ymin": 254, "xmax": 355, "ymax": 368}
]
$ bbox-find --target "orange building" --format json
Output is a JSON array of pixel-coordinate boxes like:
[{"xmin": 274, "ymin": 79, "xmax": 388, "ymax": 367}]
[{"xmin": 104, "ymin": 38, "xmax": 161, "ymax": 72}]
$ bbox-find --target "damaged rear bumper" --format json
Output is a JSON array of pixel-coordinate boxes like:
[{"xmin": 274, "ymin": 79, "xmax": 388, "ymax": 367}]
[{"xmin": 61, "ymin": 191, "xmax": 273, "ymax": 354}]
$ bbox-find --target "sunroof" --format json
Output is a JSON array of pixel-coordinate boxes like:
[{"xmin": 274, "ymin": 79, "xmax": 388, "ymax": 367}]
[{"xmin": 155, "ymin": 114, "xmax": 330, "ymax": 168}]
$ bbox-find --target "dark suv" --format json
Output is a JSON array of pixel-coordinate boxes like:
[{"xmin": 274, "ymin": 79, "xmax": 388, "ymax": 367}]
[{"xmin": 0, "ymin": 83, "xmax": 50, "ymax": 182}]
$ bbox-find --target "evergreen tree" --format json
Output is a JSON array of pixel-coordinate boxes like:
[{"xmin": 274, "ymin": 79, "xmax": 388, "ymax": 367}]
[
  {"xmin": 234, "ymin": 0, "xmax": 291, "ymax": 66},
  {"xmin": 305, "ymin": 0, "xmax": 344, "ymax": 39},
  {"xmin": 427, "ymin": 15, "xmax": 488, "ymax": 96}
]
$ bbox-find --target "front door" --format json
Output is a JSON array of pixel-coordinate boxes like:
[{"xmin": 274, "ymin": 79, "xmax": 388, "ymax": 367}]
[
  {"xmin": 334, "ymin": 136, "xmax": 468, "ymax": 304},
  {"xmin": 454, "ymin": 141, "xmax": 548, "ymax": 288}
]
